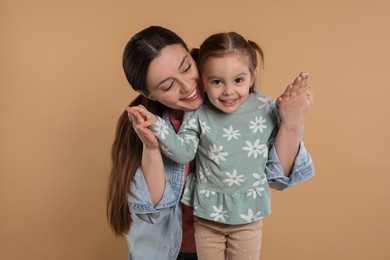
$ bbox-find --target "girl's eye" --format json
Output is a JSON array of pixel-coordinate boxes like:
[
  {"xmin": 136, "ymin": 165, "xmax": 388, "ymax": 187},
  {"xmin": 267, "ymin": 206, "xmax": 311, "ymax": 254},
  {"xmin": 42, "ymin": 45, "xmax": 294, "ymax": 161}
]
[
  {"xmin": 235, "ymin": 77, "xmax": 244, "ymax": 83},
  {"xmin": 211, "ymin": 80, "xmax": 223, "ymax": 85}
]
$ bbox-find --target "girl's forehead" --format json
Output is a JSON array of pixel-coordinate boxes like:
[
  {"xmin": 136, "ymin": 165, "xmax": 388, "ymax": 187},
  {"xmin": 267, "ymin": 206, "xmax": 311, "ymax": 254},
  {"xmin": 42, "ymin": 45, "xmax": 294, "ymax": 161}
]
[{"xmin": 202, "ymin": 52, "xmax": 250, "ymax": 68}]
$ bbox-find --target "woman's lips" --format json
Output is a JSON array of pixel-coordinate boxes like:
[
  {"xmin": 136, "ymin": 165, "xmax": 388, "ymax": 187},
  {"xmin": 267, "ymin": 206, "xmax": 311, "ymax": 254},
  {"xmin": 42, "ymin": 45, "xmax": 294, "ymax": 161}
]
[{"xmin": 183, "ymin": 89, "xmax": 198, "ymax": 101}]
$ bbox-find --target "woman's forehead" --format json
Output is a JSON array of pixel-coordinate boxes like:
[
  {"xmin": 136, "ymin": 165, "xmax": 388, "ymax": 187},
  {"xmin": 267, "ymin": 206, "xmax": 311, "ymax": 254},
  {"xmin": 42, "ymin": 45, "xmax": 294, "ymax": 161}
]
[{"xmin": 155, "ymin": 44, "xmax": 188, "ymax": 65}]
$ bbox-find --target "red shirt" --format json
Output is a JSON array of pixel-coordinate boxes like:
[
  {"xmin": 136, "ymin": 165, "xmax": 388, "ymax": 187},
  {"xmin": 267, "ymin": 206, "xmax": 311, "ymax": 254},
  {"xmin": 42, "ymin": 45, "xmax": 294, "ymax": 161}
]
[{"xmin": 169, "ymin": 115, "xmax": 196, "ymax": 253}]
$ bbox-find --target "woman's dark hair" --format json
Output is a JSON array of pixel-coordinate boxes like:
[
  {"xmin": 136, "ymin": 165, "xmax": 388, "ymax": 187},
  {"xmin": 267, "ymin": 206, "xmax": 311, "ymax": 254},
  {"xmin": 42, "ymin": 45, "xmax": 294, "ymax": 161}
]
[
  {"xmin": 107, "ymin": 26, "xmax": 188, "ymax": 236},
  {"xmin": 122, "ymin": 25, "xmax": 188, "ymax": 93}
]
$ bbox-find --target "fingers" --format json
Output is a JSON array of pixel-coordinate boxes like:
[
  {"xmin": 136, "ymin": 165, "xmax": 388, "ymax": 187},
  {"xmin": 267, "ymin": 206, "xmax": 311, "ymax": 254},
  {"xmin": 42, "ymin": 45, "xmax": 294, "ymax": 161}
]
[
  {"xmin": 299, "ymin": 72, "xmax": 313, "ymax": 105},
  {"xmin": 133, "ymin": 119, "xmax": 160, "ymax": 148},
  {"xmin": 126, "ymin": 107, "xmax": 144, "ymax": 129},
  {"xmin": 290, "ymin": 72, "xmax": 310, "ymax": 97},
  {"xmin": 280, "ymin": 84, "xmax": 293, "ymax": 102},
  {"xmin": 300, "ymin": 72, "xmax": 309, "ymax": 94},
  {"xmin": 307, "ymin": 85, "xmax": 314, "ymax": 105},
  {"xmin": 125, "ymin": 105, "xmax": 159, "ymax": 148},
  {"xmin": 279, "ymin": 72, "xmax": 313, "ymax": 107},
  {"xmin": 126, "ymin": 105, "xmax": 157, "ymax": 127}
]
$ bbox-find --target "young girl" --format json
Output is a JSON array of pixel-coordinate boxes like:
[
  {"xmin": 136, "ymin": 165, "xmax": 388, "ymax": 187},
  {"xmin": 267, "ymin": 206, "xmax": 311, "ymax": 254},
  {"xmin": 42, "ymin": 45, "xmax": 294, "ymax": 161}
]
[{"xmin": 127, "ymin": 31, "xmax": 313, "ymax": 259}]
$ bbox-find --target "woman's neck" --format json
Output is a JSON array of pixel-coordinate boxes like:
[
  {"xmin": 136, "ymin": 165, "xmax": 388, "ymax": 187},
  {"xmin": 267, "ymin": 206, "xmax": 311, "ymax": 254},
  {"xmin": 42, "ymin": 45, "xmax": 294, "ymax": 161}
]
[{"xmin": 167, "ymin": 109, "xmax": 184, "ymax": 120}]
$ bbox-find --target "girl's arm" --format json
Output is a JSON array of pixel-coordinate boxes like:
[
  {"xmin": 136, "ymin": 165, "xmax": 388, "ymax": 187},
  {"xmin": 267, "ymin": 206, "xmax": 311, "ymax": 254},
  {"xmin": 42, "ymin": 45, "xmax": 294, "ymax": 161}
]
[
  {"xmin": 274, "ymin": 72, "xmax": 314, "ymax": 176},
  {"xmin": 128, "ymin": 108, "xmax": 165, "ymax": 206},
  {"xmin": 128, "ymin": 106, "xmax": 199, "ymax": 164}
]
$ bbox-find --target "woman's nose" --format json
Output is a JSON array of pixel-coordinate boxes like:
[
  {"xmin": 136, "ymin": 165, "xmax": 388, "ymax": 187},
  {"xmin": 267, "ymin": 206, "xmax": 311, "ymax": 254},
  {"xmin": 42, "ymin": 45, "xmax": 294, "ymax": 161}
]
[{"xmin": 179, "ymin": 77, "xmax": 193, "ymax": 92}]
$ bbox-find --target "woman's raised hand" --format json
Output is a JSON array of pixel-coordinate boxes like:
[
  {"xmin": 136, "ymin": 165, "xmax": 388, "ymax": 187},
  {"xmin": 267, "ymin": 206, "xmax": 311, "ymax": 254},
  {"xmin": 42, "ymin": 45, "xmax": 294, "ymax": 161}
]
[
  {"xmin": 277, "ymin": 72, "xmax": 314, "ymax": 132},
  {"xmin": 126, "ymin": 105, "xmax": 159, "ymax": 149}
]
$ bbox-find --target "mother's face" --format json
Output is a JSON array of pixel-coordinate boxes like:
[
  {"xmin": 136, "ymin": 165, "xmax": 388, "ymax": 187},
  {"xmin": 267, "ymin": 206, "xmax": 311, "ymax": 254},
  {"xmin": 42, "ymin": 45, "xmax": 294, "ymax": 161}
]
[{"xmin": 144, "ymin": 44, "xmax": 204, "ymax": 114}]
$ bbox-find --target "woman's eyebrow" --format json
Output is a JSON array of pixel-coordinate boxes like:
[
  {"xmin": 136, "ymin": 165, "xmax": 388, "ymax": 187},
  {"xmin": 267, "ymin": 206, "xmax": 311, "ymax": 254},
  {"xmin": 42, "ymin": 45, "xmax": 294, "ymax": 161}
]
[{"xmin": 179, "ymin": 55, "xmax": 188, "ymax": 69}]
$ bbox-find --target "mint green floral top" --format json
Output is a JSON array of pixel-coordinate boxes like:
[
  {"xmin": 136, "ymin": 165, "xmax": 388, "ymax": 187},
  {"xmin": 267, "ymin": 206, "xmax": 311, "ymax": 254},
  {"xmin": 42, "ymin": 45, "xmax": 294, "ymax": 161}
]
[{"xmin": 151, "ymin": 90, "xmax": 277, "ymax": 225}]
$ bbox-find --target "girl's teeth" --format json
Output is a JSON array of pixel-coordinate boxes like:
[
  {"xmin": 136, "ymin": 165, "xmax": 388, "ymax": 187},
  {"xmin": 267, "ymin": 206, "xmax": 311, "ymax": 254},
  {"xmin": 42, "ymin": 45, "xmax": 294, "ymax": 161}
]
[{"xmin": 223, "ymin": 99, "xmax": 235, "ymax": 103}]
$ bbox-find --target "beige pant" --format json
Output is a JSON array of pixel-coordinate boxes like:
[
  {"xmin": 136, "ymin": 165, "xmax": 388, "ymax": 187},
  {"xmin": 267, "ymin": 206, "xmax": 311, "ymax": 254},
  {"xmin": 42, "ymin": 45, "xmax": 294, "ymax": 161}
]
[{"xmin": 194, "ymin": 216, "xmax": 263, "ymax": 260}]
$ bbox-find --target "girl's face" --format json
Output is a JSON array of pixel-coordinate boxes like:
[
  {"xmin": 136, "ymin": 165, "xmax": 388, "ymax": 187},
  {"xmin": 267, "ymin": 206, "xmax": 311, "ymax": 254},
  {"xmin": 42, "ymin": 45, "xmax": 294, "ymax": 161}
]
[
  {"xmin": 201, "ymin": 52, "xmax": 255, "ymax": 113},
  {"xmin": 145, "ymin": 44, "xmax": 204, "ymax": 118}
]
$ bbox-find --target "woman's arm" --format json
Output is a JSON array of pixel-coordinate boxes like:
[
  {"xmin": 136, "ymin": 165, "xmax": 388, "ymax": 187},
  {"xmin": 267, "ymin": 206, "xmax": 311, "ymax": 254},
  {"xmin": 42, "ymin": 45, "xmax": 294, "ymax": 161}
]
[
  {"xmin": 128, "ymin": 108, "xmax": 165, "ymax": 206},
  {"xmin": 266, "ymin": 138, "xmax": 314, "ymax": 190},
  {"xmin": 274, "ymin": 72, "xmax": 313, "ymax": 176}
]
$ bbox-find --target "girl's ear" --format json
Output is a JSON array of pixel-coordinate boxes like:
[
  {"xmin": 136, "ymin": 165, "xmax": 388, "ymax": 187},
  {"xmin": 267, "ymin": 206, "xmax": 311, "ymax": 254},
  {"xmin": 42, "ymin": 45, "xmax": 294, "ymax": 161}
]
[
  {"xmin": 137, "ymin": 90, "xmax": 155, "ymax": 101},
  {"xmin": 251, "ymin": 67, "xmax": 258, "ymax": 87}
]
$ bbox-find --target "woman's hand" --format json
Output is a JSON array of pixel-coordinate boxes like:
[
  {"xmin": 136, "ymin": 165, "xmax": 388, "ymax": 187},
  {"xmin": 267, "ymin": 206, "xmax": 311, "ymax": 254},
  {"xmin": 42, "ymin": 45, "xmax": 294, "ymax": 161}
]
[
  {"xmin": 273, "ymin": 72, "xmax": 313, "ymax": 176},
  {"xmin": 126, "ymin": 105, "xmax": 159, "ymax": 150},
  {"xmin": 126, "ymin": 105, "xmax": 165, "ymax": 206},
  {"xmin": 277, "ymin": 72, "xmax": 314, "ymax": 132}
]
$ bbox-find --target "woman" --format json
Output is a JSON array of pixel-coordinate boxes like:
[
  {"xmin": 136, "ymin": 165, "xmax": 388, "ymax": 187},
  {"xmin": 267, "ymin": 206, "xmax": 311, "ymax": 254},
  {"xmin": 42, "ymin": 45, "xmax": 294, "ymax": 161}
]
[{"xmin": 107, "ymin": 25, "xmax": 314, "ymax": 260}]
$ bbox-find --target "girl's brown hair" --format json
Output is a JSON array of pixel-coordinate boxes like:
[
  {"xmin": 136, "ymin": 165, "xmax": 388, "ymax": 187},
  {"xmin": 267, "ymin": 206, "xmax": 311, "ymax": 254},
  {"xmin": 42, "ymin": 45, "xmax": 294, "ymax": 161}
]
[{"xmin": 192, "ymin": 31, "xmax": 264, "ymax": 92}]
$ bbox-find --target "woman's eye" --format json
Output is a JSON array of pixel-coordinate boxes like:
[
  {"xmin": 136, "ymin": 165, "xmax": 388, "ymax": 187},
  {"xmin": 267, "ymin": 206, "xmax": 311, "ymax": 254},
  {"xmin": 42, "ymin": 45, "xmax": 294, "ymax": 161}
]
[
  {"xmin": 183, "ymin": 64, "xmax": 192, "ymax": 73},
  {"xmin": 162, "ymin": 82, "xmax": 173, "ymax": 92}
]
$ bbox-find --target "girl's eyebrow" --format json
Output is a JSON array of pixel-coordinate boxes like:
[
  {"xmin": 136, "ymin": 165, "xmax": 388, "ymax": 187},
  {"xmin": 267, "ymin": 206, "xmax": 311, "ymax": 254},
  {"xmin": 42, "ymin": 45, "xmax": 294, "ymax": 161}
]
[
  {"xmin": 155, "ymin": 55, "xmax": 188, "ymax": 89},
  {"xmin": 205, "ymin": 72, "xmax": 248, "ymax": 80},
  {"xmin": 234, "ymin": 72, "xmax": 249, "ymax": 78}
]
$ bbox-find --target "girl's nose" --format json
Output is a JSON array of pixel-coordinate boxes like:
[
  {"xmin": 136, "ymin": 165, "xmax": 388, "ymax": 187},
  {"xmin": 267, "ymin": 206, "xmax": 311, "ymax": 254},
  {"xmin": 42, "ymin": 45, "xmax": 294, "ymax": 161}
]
[{"xmin": 223, "ymin": 84, "xmax": 234, "ymax": 95}]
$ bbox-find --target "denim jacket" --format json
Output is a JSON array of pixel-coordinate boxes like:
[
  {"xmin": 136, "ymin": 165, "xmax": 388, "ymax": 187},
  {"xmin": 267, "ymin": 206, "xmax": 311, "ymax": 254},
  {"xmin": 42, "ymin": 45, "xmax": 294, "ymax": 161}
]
[{"xmin": 126, "ymin": 111, "xmax": 315, "ymax": 260}]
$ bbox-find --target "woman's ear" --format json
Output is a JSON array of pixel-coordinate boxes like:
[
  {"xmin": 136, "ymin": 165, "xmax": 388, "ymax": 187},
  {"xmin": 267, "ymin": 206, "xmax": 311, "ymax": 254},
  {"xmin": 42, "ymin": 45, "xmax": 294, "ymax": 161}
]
[{"xmin": 137, "ymin": 90, "xmax": 155, "ymax": 101}]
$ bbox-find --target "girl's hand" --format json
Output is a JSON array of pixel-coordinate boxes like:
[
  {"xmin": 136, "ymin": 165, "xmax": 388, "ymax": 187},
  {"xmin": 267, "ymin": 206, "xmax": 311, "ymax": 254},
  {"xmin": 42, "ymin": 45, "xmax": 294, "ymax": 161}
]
[
  {"xmin": 126, "ymin": 105, "xmax": 159, "ymax": 149},
  {"xmin": 277, "ymin": 72, "xmax": 314, "ymax": 132}
]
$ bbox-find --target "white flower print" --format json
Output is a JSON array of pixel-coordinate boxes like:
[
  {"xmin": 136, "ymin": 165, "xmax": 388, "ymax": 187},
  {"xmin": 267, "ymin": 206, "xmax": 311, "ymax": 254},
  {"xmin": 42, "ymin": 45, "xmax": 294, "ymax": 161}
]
[
  {"xmin": 257, "ymin": 96, "xmax": 272, "ymax": 113},
  {"xmin": 199, "ymin": 187, "xmax": 216, "ymax": 198},
  {"xmin": 200, "ymin": 120, "xmax": 211, "ymax": 134},
  {"xmin": 247, "ymin": 186, "xmax": 265, "ymax": 199},
  {"xmin": 193, "ymin": 204, "xmax": 198, "ymax": 215},
  {"xmin": 222, "ymin": 125, "xmax": 241, "ymax": 141},
  {"xmin": 208, "ymin": 144, "xmax": 228, "ymax": 164},
  {"xmin": 181, "ymin": 187, "xmax": 191, "ymax": 202},
  {"xmin": 161, "ymin": 144, "xmax": 173, "ymax": 156},
  {"xmin": 199, "ymin": 168, "xmax": 211, "ymax": 182},
  {"xmin": 242, "ymin": 139, "xmax": 268, "ymax": 158},
  {"xmin": 252, "ymin": 172, "xmax": 267, "ymax": 187},
  {"xmin": 249, "ymin": 116, "xmax": 267, "ymax": 133},
  {"xmin": 177, "ymin": 135, "xmax": 185, "ymax": 146},
  {"xmin": 210, "ymin": 204, "xmax": 228, "ymax": 222},
  {"xmin": 223, "ymin": 170, "xmax": 245, "ymax": 187},
  {"xmin": 183, "ymin": 117, "xmax": 197, "ymax": 131},
  {"xmin": 184, "ymin": 134, "xmax": 196, "ymax": 143},
  {"xmin": 183, "ymin": 134, "xmax": 199, "ymax": 153},
  {"xmin": 240, "ymin": 209, "xmax": 262, "ymax": 222},
  {"xmin": 152, "ymin": 117, "xmax": 169, "ymax": 139}
]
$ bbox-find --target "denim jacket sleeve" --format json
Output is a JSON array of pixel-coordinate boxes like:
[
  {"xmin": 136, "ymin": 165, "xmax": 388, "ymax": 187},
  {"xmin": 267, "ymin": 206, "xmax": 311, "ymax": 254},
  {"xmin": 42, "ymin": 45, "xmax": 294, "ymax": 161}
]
[
  {"xmin": 127, "ymin": 166, "xmax": 179, "ymax": 224},
  {"xmin": 266, "ymin": 139, "xmax": 315, "ymax": 191},
  {"xmin": 264, "ymin": 97, "xmax": 315, "ymax": 191}
]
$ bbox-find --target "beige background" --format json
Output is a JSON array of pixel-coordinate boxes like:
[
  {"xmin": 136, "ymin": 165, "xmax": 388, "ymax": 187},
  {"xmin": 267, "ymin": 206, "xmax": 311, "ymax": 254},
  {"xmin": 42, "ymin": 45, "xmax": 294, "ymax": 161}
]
[{"xmin": 1, "ymin": 0, "xmax": 389, "ymax": 259}]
